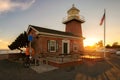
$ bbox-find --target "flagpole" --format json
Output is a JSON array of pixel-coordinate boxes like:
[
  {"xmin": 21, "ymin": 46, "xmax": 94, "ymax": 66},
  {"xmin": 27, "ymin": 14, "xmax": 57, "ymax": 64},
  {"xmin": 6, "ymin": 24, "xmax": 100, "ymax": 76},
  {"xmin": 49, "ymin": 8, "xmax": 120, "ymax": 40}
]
[{"xmin": 104, "ymin": 9, "xmax": 106, "ymax": 58}]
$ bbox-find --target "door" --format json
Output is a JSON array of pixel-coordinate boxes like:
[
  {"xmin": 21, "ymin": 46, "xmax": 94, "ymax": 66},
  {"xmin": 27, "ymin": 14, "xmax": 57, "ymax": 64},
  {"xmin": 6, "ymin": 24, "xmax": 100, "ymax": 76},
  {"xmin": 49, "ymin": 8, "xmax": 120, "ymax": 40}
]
[{"xmin": 63, "ymin": 43, "xmax": 68, "ymax": 54}]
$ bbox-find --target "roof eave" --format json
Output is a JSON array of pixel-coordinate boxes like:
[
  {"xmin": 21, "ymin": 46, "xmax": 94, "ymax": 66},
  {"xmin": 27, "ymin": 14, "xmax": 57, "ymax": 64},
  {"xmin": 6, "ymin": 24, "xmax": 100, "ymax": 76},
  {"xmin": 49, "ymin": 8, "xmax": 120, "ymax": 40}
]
[
  {"xmin": 27, "ymin": 25, "xmax": 40, "ymax": 35},
  {"xmin": 37, "ymin": 32, "xmax": 84, "ymax": 39}
]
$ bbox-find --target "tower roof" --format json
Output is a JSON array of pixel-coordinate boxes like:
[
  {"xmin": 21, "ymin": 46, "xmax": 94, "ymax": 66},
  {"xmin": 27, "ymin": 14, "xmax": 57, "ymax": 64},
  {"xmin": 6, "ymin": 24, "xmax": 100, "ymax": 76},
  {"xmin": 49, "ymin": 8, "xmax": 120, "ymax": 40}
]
[{"xmin": 67, "ymin": 4, "xmax": 80, "ymax": 13}]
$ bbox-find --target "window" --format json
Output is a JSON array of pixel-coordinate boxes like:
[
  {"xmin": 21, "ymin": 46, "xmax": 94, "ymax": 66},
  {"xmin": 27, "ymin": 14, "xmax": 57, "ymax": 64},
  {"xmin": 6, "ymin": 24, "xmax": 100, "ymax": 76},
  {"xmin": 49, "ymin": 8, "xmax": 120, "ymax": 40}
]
[
  {"xmin": 73, "ymin": 44, "xmax": 78, "ymax": 51},
  {"xmin": 48, "ymin": 40, "xmax": 58, "ymax": 52}
]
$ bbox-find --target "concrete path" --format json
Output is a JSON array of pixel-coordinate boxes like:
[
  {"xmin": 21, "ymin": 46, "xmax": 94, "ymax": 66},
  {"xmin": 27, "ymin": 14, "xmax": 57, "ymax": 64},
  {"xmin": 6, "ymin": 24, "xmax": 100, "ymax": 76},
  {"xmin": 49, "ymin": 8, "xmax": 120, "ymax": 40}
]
[{"xmin": 31, "ymin": 64, "xmax": 58, "ymax": 73}]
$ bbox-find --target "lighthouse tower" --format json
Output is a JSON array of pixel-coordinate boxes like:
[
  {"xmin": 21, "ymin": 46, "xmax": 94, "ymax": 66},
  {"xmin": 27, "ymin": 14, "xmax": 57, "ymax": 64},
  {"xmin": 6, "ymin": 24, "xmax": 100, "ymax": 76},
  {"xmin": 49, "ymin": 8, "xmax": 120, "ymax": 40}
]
[
  {"xmin": 63, "ymin": 4, "xmax": 85, "ymax": 37},
  {"xmin": 63, "ymin": 4, "xmax": 85, "ymax": 52}
]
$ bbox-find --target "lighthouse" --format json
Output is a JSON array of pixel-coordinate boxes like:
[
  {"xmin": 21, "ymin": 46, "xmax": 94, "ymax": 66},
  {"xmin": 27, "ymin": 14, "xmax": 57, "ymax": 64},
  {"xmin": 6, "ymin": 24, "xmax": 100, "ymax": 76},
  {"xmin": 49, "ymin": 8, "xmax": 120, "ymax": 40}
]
[
  {"xmin": 63, "ymin": 4, "xmax": 85, "ymax": 37},
  {"xmin": 27, "ymin": 4, "xmax": 85, "ymax": 57},
  {"xmin": 63, "ymin": 4, "xmax": 85, "ymax": 52}
]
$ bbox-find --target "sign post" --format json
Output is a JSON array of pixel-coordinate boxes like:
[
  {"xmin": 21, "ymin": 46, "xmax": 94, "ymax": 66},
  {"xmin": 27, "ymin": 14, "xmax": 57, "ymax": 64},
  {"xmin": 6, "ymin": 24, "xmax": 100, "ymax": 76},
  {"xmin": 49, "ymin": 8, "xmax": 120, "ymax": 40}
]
[{"xmin": 28, "ymin": 35, "xmax": 33, "ymax": 60}]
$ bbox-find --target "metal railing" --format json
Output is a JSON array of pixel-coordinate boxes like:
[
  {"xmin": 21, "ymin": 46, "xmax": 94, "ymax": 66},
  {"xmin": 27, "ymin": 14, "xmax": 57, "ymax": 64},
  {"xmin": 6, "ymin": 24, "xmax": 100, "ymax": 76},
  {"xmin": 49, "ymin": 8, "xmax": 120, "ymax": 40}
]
[{"xmin": 62, "ymin": 15, "xmax": 85, "ymax": 23}]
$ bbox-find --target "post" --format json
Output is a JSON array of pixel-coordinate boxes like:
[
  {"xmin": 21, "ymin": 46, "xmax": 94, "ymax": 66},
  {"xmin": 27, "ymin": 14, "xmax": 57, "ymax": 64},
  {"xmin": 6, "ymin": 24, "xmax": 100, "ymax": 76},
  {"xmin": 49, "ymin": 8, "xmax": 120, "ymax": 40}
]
[
  {"xmin": 29, "ymin": 41, "xmax": 32, "ymax": 59},
  {"xmin": 104, "ymin": 9, "xmax": 106, "ymax": 58},
  {"xmin": 28, "ymin": 35, "xmax": 33, "ymax": 60}
]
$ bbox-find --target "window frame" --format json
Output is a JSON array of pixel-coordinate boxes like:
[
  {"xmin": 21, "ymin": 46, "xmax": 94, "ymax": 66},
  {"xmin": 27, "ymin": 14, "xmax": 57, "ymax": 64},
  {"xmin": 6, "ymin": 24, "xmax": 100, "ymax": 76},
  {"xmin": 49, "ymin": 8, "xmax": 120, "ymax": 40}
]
[{"xmin": 48, "ymin": 40, "xmax": 57, "ymax": 52}]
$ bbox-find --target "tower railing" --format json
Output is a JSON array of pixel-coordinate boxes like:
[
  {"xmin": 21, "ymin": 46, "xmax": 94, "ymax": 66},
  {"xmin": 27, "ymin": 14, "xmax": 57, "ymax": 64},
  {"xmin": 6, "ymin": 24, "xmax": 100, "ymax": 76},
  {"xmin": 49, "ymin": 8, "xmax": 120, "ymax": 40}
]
[{"xmin": 62, "ymin": 15, "xmax": 85, "ymax": 23}]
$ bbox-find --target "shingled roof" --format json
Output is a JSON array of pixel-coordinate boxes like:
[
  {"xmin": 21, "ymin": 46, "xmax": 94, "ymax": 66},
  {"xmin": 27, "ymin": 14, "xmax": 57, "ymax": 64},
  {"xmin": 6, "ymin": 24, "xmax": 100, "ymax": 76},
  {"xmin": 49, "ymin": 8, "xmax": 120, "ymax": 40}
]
[{"xmin": 29, "ymin": 25, "xmax": 80, "ymax": 37}]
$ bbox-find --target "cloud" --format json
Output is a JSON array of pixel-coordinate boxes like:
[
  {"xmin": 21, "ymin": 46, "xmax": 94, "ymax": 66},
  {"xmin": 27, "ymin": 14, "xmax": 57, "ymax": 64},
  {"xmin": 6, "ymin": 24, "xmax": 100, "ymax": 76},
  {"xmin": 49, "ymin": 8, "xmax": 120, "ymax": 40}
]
[{"xmin": 0, "ymin": 0, "xmax": 35, "ymax": 14}]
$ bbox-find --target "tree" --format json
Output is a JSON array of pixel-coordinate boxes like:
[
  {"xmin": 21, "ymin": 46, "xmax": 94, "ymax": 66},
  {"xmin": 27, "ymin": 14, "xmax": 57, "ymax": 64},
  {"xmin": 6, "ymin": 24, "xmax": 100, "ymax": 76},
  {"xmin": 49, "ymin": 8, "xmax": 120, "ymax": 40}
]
[
  {"xmin": 112, "ymin": 42, "xmax": 118, "ymax": 46},
  {"xmin": 96, "ymin": 40, "xmax": 103, "ymax": 48},
  {"xmin": 8, "ymin": 31, "xmax": 29, "ymax": 52},
  {"xmin": 106, "ymin": 44, "xmax": 111, "ymax": 48},
  {"xmin": 112, "ymin": 42, "xmax": 120, "ymax": 48}
]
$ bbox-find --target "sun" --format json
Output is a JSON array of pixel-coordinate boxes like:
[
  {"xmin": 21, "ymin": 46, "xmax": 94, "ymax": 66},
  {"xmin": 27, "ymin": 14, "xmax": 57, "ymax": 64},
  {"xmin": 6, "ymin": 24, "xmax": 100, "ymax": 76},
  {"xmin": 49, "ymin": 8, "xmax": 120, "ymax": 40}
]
[{"xmin": 84, "ymin": 38, "xmax": 99, "ymax": 47}]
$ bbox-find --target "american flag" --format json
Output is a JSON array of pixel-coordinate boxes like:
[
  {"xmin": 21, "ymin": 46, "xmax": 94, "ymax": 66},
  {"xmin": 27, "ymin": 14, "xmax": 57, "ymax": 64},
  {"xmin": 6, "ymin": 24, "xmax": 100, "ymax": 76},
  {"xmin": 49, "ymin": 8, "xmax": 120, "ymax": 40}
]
[{"xmin": 100, "ymin": 13, "xmax": 105, "ymax": 25}]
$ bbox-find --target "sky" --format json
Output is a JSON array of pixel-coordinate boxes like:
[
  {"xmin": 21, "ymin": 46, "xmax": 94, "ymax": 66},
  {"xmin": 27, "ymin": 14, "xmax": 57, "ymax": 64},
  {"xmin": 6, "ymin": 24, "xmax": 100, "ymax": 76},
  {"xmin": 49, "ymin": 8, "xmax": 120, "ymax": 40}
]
[{"xmin": 0, "ymin": 0, "xmax": 120, "ymax": 49}]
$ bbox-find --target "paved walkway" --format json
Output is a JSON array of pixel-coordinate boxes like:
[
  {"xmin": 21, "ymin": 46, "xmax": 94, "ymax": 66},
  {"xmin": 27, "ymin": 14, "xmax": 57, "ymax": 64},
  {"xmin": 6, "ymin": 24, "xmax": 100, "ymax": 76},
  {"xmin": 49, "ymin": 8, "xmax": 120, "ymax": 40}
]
[{"xmin": 31, "ymin": 64, "xmax": 58, "ymax": 73}]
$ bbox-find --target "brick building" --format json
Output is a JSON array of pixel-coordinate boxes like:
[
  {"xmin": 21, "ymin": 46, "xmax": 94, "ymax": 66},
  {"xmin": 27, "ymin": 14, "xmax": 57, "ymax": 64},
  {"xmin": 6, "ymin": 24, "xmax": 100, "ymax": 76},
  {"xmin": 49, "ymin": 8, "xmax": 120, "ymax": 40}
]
[{"xmin": 27, "ymin": 5, "xmax": 85, "ymax": 57}]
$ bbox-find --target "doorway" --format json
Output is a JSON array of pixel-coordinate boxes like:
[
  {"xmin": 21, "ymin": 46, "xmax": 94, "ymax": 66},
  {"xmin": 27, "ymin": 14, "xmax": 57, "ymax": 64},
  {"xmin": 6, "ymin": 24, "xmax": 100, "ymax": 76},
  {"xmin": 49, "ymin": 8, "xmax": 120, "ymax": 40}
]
[
  {"xmin": 63, "ymin": 43, "xmax": 68, "ymax": 54},
  {"xmin": 62, "ymin": 40, "xmax": 70, "ymax": 54}
]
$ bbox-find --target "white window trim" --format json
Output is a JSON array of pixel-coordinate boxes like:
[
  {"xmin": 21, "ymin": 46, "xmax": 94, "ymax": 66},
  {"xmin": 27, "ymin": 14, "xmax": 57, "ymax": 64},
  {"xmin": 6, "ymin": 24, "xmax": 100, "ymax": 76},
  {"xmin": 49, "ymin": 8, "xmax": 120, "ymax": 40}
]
[
  {"xmin": 49, "ymin": 40, "xmax": 56, "ymax": 52},
  {"xmin": 62, "ymin": 40, "xmax": 70, "ymax": 54}
]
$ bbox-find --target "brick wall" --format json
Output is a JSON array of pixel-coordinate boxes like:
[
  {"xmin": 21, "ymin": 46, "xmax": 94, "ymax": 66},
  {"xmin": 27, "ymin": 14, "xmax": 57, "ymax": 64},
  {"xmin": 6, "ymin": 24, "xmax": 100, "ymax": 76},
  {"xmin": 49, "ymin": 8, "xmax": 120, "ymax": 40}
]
[
  {"xmin": 32, "ymin": 36, "xmax": 84, "ymax": 56},
  {"xmin": 65, "ymin": 20, "xmax": 82, "ymax": 36},
  {"xmin": 35, "ymin": 36, "xmax": 63, "ymax": 55},
  {"xmin": 28, "ymin": 27, "xmax": 84, "ymax": 57}
]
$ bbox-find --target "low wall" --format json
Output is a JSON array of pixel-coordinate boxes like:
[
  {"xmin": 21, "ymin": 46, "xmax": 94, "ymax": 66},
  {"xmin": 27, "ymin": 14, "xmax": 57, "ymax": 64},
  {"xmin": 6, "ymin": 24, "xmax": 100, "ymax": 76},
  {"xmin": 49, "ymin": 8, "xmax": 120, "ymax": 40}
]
[
  {"xmin": 8, "ymin": 53, "xmax": 25, "ymax": 60},
  {"xmin": 0, "ymin": 54, "xmax": 8, "ymax": 60},
  {"xmin": 48, "ymin": 60, "xmax": 82, "ymax": 68},
  {"xmin": 0, "ymin": 53, "xmax": 25, "ymax": 60}
]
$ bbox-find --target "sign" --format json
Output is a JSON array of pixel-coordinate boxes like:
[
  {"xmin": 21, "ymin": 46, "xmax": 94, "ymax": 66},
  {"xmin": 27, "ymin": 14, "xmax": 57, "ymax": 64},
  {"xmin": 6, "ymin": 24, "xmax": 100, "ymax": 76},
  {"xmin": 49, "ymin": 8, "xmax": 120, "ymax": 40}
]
[
  {"xmin": 28, "ymin": 35, "xmax": 33, "ymax": 41},
  {"xmin": 25, "ymin": 47, "xmax": 35, "ymax": 57}
]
